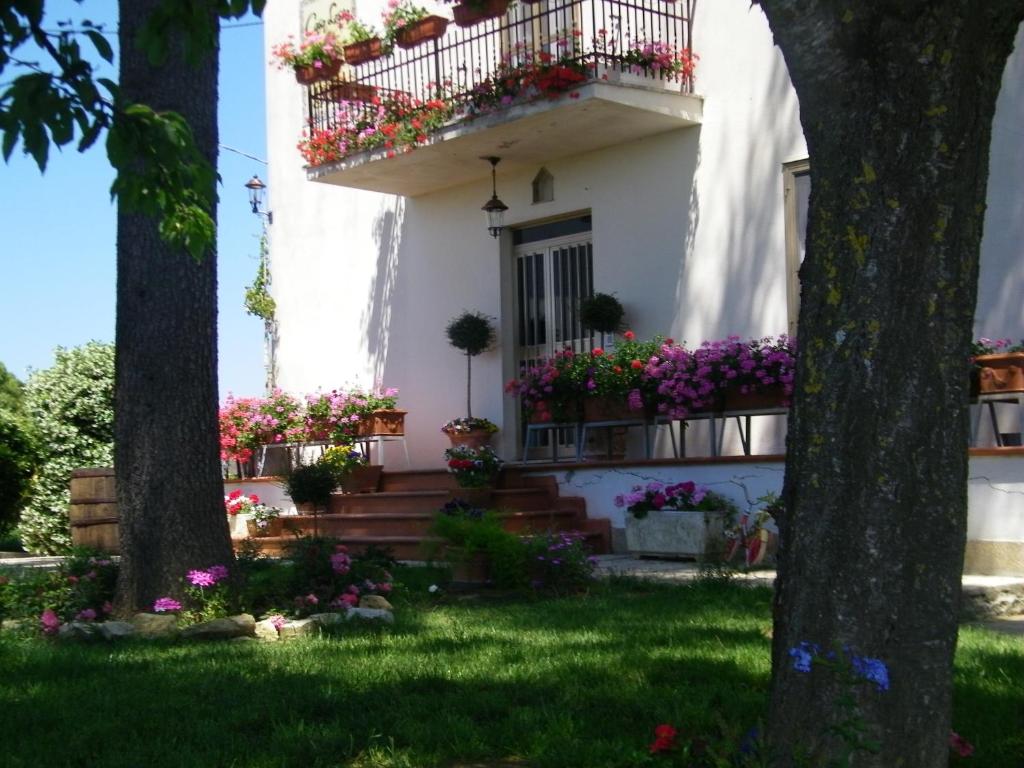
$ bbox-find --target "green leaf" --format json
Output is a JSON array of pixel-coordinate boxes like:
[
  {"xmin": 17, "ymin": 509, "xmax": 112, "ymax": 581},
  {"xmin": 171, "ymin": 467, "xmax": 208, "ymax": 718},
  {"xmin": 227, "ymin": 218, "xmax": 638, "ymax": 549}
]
[{"xmin": 84, "ymin": 29, "xmax": 114, "ymax": 63}]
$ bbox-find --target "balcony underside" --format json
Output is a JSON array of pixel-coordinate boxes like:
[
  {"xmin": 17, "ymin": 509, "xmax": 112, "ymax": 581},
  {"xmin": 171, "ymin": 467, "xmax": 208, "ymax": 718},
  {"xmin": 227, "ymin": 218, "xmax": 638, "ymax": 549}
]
[{"xmin": 306, "ymin": 80, "xmax": 703, "ymax": 197}]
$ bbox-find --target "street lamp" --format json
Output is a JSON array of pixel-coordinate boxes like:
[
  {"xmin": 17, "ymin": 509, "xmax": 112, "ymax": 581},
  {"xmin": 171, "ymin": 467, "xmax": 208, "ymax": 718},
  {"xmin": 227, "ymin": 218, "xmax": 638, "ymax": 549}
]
[{"xmin": 244, "ymin": 174, "xmax": 272, "ymax": 224}]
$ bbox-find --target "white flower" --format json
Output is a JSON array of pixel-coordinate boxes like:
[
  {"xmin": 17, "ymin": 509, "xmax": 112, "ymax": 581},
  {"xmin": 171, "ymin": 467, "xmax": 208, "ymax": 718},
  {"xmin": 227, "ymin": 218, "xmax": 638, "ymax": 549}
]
[{"xmin": 428, "ymin": 584, "xmax": 439, "ymax": 593}]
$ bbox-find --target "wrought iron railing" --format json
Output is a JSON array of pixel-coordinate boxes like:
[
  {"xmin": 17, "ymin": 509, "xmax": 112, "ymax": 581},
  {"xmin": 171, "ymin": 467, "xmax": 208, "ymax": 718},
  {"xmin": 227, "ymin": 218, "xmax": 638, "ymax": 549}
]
[{"xmin": 306, "ymin": 0, "xmax": 695, "ymax": 144}]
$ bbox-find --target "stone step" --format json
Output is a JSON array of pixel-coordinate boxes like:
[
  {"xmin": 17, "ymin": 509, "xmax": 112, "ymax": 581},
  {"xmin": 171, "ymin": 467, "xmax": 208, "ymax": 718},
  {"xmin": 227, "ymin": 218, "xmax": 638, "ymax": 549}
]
[
  {"xmin": 379, "ymin": 470, "xmax": 456, "ymax": 492},
  {"xmin": 329, "ymin": 487, "xmax": 553, "ymax": 514},
  {"xmin": 286, "ymin": 508, "xmax": 580, "ymax": 538}
]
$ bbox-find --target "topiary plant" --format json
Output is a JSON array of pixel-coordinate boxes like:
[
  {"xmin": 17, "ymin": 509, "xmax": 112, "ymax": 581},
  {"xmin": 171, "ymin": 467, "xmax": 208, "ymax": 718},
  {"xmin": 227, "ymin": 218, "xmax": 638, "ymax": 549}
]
[
  {"xmin": 445, "ymin": 311, "xmax": 495, "ymax": 419},
  {"xmin": 283, "ymin": 461, "xmax": 339, "ymax": 537},
  {"xmin": 579, "ymin": 293, "xmax": 625, "ymax": 334}
]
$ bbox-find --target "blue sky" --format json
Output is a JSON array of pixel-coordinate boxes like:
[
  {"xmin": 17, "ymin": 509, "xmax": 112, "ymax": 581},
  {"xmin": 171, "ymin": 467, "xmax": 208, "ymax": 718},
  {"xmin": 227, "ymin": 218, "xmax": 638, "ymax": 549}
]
[{"xmin": 0, "ymin": 3, "xmax": 268, "ymax": 400}]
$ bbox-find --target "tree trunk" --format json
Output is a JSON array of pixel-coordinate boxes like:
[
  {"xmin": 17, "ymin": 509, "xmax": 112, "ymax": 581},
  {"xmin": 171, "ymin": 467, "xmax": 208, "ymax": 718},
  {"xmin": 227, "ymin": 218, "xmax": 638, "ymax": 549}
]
[
  {"xmin": 466, "ymin": 352, "xmax": 473, "ymax": 419},
  {"xmin": 758, "ymin": 3, "xmax": 1024, "ymax": 765},
  {"xmin": 113, "ymin": 0, "xmax": 233, "ymax": 612}
]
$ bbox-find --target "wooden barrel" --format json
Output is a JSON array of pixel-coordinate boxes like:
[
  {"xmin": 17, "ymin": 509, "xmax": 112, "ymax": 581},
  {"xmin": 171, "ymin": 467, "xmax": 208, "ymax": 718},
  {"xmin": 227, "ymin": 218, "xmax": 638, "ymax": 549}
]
[{"xmin": 69, "ymin": 468, "xmax": 120, "ymax": 553}]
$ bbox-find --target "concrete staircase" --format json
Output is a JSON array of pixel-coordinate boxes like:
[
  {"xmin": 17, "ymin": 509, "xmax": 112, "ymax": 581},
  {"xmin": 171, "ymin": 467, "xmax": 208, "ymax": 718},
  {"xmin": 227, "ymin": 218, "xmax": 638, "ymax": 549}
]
[{"xmin": 234, "ymin": 469, "xmax": 610, "ymax": 559}]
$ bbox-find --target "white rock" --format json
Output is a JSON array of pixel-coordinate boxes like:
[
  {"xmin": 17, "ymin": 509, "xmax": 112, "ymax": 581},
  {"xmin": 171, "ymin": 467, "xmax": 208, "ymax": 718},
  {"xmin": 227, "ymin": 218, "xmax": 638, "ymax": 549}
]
[
  {"xmin": 277, "ymin": 618, "xmax": 319, "ymax": 640},
  {"xmin": 254, "ymin": 618, "xmax": 280, "ymax": 642},
  {"xmin": 346, "ymin": 607, "xmax": 394, "ymax": 624},
  {"xmin": 131, "ymin": 613, "xmax": 179, "ymax": 638},
  {"xmin": 309, "ymin": 612, "xmax": 347, "ymax": 627}
]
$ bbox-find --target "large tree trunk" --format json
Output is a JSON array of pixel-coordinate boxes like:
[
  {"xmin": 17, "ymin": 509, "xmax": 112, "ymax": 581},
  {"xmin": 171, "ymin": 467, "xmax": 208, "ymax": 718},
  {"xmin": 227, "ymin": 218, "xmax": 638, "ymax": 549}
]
[
  {"xmin": 114, "ymin": 1, "xmax": 233, "ymax": 612},
  {"xmin": 758, "ymin": 3, "xmax": 1023, "ymax": 765}
]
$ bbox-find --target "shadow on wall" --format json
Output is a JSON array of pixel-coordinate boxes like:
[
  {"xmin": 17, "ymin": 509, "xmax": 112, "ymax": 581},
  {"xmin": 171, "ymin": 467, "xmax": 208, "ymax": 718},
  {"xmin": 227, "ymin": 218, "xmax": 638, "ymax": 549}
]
[{"xmin": 363, "ymin": 197, "xmax": 406, "ymax": 383}]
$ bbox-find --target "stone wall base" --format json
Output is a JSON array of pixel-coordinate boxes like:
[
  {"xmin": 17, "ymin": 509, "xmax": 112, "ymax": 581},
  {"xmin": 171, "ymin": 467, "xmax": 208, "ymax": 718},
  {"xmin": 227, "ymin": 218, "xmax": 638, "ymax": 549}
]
[{"xmin": 963, "ymin": 540, "xmax": 1024, "ymax": 577}]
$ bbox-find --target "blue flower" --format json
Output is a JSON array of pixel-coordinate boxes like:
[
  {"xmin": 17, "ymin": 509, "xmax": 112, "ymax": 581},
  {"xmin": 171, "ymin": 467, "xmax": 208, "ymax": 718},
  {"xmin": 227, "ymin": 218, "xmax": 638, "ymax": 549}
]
[
  {"xmin": 788, "ymin": 641, "xmax": 820, "ymax": 673},
  {"xmin": 851, "ymin": 655, "xmax": 890, "ymax": 692}
]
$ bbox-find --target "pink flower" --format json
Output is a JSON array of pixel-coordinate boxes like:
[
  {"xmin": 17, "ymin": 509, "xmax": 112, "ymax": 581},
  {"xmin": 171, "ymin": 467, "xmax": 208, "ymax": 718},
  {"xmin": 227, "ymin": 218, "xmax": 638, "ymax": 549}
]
[
  {"xmin": 40, "ymin": 609, "xmax": 61, "ymax": 635},
  {"xmin": 101, "ymin": 601, "xmax": 113, "ymax": 615},
  {"xmin": 269, "ymin": 614, "xmax": 287, "ymax": 630},
  {"xmin": 377, "ymin": 583, "xmax": 392, "ymax": 593},
  {"xmin": 949, "ymin": 731, "xmax": 974, "ymax": 758},
  {"xmin": 340, "ymin": 593, "xmax": 359, "ymax": 608},
  {"xmin": 75, "ymin": 608, "xmax": 97, "ymax": 622},
  {"xmin": 305, "ymin": 593, "xmax": 319, "ymax": 605},
  {"xmin": 187, "ymin": 570, "xmax": 216, "ymax": 588},
  {"xmin": 153, "ymin": 597, "xmax": 182, "ymax": 613}
]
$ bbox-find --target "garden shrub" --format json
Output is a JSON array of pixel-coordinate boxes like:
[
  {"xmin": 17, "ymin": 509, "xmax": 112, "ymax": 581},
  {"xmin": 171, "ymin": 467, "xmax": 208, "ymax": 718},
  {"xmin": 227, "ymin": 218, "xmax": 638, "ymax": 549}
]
[
  {"xmin": 0, "ymin": 548, "xmax": 118, "ymax": 625},
  {"xmin": 0, "ymin": 410, "xmax": 36, "ymax": 537},
  {"xmin": 19, "ymin": 343, "xmax": 114, "ymax": 553}
]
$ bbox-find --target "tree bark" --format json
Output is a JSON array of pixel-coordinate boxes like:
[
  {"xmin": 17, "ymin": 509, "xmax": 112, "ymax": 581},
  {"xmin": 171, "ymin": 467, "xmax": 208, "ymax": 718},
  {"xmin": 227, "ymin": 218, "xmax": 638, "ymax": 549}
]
[
  {"xmin": 758, "ymin": 3, "xmax": 1024, "ymax": 764},
  {"xmin": 113, "ymin": 1, "xmax": 233, "ymax": 612}
]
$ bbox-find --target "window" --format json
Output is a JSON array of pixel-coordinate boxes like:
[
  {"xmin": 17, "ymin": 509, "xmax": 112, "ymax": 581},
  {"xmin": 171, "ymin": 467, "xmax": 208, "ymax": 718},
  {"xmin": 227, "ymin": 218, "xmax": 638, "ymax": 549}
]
[{"xmin": 783, "ymin": 159, "xmax": 810, "ymax": 336}]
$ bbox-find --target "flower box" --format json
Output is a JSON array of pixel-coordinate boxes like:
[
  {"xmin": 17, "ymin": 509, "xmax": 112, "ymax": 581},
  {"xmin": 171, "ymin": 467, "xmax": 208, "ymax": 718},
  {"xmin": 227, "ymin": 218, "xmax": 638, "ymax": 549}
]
[
  {"xmin": 294, "ymin": 57, "xmax": 343, "ymax": 85},
  {"xmin": 624, "ymin": 509, "xmax": 728, "ymax": 559},
  {"xmin": 583, "ymin": 396, "xmax": 634, "ymax": 422},
  {"xmin": 326, "ymin": 81, "xmax": 378, "ymax": 103},
  {"xmin": 721, "ymin": 384, "xmax": 789, "ymax": 412},
  {"xmin": 247, "ymin": 518, "xmax": 284, "ymax": 538},
  {"xmin": 452, "ymin": 0, "xmax": 509, "ymax": 27},
  {"xmin": 343, "ymin": 37, "xmax": 385, "ymax": 66},
  {"xmin": 394, "ymin": 15, "xmax": 449, "ymax": 49},
  {"xmin": 974, "ymin": 353, "xmax": 1024, "ymax": 395},
  {"xmin": 355, "ymin": 409, "xmax": 407, "ymax": 437}
]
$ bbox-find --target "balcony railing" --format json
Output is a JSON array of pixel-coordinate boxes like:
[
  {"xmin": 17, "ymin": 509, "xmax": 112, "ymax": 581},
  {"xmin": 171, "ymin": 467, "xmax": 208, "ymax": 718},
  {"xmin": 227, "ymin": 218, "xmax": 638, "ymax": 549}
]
[{"xmin": 305, "ymin": 0, "xmax": 695, "ymax": 150}]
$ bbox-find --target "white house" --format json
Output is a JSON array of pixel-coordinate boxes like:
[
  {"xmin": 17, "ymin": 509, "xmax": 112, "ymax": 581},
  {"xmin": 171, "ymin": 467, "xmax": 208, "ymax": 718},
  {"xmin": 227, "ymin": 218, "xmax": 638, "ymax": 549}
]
[{"xmin": 256, "ymin": 0, "xmax": 1024, "ymax": 571}]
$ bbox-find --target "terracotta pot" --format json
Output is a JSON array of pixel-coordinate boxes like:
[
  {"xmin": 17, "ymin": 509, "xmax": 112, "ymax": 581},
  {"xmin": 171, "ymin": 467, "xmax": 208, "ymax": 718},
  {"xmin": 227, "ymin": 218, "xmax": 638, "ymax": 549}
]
[
  {"xmin": 445, "ymin": 428, "xmax": 494, "ymax": 450},
  {"xmin": 974, "ymin": 353, "xmax": 1024, "ymax": 395},
  {"xmin": 356, "ymin": 409, "xmax": 407, "ymax": 437},
  {"xmin": 452, "ymin": 0, "xmax": 509, "ymax": 27},
  {"xmin": 343, "ymin": 37, "xmax": 384, "ymax": 66},
  {"xmin": 449, "ymin": 486, "xmax": 494, "ymax": 507},
  {"xmin": 394, "ymin": 16, "xmax": 449, "ymax": 49},
  {"xmin": 721, "ymin": 384, "xmax": 788, "ymax": 412},
  {"xmin": 340, "ymin": 464, "xmax": 383, "ymax": 494},
  {"xmin": 247, "ymin": 518, "xmax": 283, "ymax": 538},
  {"xmin": 326, "ymin": 81, "xmax": 378, "ymax": 102},
  {"xmin": 582, "ymin": 396, "xmax": 633, "ymax": 422},
  {"xmin": 293, "ymin": 57, "xmax": 343, "ymax": 85}
]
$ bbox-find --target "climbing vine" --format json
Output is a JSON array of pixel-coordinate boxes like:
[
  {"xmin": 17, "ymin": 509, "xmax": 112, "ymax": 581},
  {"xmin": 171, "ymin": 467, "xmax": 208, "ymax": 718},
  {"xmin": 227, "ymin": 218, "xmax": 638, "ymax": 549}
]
[{"xmin": 244, "ymin": 233, "xmax": 275, "ymax": 322}]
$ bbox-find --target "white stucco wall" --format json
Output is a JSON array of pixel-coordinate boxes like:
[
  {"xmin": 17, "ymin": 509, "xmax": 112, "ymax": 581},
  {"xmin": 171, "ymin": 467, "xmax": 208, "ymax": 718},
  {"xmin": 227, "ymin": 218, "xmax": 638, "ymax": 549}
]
[{"xmin": 262, "ymin": 1, "xmax": 1024, "ymax": 469}]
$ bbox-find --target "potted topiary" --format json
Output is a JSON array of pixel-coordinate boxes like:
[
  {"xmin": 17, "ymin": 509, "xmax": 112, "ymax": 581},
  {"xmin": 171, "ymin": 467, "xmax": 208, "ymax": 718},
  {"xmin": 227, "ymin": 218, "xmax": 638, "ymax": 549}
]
[
  {"xmin": 444, "ymin": 311, "xmax": 497, "ymax": 447},
  {"xmin": 579, "ymin": 292, "xmax": 625, "ymax": 344},
  {"xmin": 283, "ymin": 460, "xmax": 339, "ymax": 537}
]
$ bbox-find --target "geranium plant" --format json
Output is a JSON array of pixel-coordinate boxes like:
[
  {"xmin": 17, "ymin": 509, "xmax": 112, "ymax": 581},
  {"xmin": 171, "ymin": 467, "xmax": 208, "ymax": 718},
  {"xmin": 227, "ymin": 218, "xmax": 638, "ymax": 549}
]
[
  {"xmin": 505, "ymin": 347, "xmax": 586, "ymax": 423},
  {"xmin": 445, "ymin": 444, "xmax": 503, "ymax": 488},
  {"xmin": 270, "ymin": 28, "xmax": 345, "ymax": 70},
  {"xmin": 614, "ymin": 480, "xmax": 738, "ymax": 519},
  {"xmin": 382, "ymin": 0, "xmax": 431, "ymax": 47},
  {"xmin": 442, "ymin": 416, "xmax": 498, "ymax": 435}
]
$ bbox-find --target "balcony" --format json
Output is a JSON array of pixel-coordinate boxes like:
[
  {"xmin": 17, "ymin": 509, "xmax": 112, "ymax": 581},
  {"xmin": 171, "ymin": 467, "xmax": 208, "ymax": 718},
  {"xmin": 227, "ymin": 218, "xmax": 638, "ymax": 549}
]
[{"xmin": 303, "ymin": 0, "xmax": 701, "ymax": 197}]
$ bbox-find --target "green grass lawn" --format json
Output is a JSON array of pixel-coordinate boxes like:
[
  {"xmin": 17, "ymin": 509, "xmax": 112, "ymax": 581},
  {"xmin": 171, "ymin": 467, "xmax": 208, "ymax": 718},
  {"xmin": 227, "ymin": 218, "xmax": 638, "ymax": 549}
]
[{"xmin": 0, "ymin": 574, "xmax": 1020, "ymax": 768}]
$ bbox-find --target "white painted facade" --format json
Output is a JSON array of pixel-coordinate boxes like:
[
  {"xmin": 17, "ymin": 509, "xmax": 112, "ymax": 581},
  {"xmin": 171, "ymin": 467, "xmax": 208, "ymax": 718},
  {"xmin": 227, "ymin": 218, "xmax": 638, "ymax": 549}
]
[{"xmin": 259, "ymin": 3, "xmax": 1024, "ymax": 569}]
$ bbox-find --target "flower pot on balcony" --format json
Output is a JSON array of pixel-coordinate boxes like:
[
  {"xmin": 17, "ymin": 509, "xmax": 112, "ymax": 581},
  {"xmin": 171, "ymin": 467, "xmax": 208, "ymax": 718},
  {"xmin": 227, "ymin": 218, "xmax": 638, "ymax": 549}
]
[
  {"xmin": 294, "ymin": 57, "xmax": 343, "ymax": 85},
  {"xmin": 721, "ymin": 384, "xmax": 788, "ymax": 412},
  {"xmin": 356, "ymin": 409, "xmax": 407, "ymax": 437},
  {"xmin": 452, "ymin": 0, "xmax": 509, "ymax": 27},
  {"xmin": 394, "ymin": 16, "xmax": 449, "ymax": 49},
  {"xmin": 974, "ymin": 353, "xmax": 1024, "ymax": 395},
  {"xmin": 339, "ymin": 465, "xmax": 383, "ymax": 494},
  {"xmin": 583, "ymin": 396, "xmax": 633, "ymax": 422},
  {"xmin": 326, "ymin": 81, "xmax": 378, "ymax": 103},
  {"xmin": 625, "ymin": 509, "xmax": 728, "ymax": 559},
  {"xmin": 343, "ymin": 37, "xmax": 385, "ymax": 65}
]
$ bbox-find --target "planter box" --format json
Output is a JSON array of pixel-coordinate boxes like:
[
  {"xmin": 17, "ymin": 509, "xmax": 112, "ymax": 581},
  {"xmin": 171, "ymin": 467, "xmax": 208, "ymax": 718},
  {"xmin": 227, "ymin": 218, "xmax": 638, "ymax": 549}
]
[
  {"xmin": 339, "ymin": 465, "xmax": 383, "ymax": 494},
  {"xmin": 975, "ymin": 353, "xmax": 1024, "ymax": 395},
  {"xmin": 583, "ymin": 396, "xmax": 635, "ymax": 422},
  {"xmin": 394, "ymin": 16, "xmax": 449, "ymax": 49},
  {"xmin": 356, "ymin": 409, "xmax": 407, "ymax": 437},
  {"xmin": 625, "ymin": 509, "xmax": 728, "ymax": 559},
  {"xmin": 294, "ymin": 58, "xmax": 342, "ymax": 85},
  {"xmin": 445, "ymin": 428, "xmax": 494, "ymax": 450},
  {"xmin": 325, "ymin": 81, "xmax": 378, "ymax": 103},
  {"xmin": 453, "ymin": 0, "xmax": 509, "ymax": 27},
  {"xmin": 722, "ymin": 384, "xmax": 788, "ymax": 411},
  {"xmin": 343, "ymin": 37, "xmax": 384, "ymax": 66}
]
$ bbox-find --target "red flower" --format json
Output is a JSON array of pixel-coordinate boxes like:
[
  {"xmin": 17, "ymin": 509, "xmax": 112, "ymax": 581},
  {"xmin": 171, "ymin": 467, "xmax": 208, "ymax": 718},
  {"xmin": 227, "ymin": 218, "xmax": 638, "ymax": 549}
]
[
  {"xmin": 631, "ymin": 359, "xmax": 643, "ymax": 370},
  {"xmin": 592, "ymin": 348, "xmax": 604, "ymax": 357},
  {"xmin": 949, "ymin": 731, "xmax": 974, "ymax": 758},
  {"xmin": 613, "ymin": 365, "xmax": 622, "ymax": 374},
  {"xmin": 649, "ymin": 724, "xmax": 678, "ymax": 754},
  {"xmin": 624, "ymin": 330, "xmax": 636, "ymax": 341}
]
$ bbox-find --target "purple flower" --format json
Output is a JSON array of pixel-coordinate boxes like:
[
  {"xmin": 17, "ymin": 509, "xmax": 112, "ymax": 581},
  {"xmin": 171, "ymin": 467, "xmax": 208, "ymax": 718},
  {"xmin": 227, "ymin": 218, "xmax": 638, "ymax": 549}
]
[
  {"xmin": 75, "ymin": 608, "xmax": 97, "ymax": 622},
  {"xmin": 789, "ymin": 641, "xmax": 818, "ymax": 673},
  {"xmin": 208, "ymin": 565, "xmax": 229, "ymax": 583},
  {"xmin": 40, "ymin": 609, "xmax": 61, "ymax": 635},
  {"xmin": 187, "ymin": 570, "xmax": 216, "ymax": 588},
  {"xmin": 153, "ymin": 597, "xmax": 182, "ymax": 613},
  {"xmin": 851, "ymin": 655, "xmax": 890, "ymax": 692}
]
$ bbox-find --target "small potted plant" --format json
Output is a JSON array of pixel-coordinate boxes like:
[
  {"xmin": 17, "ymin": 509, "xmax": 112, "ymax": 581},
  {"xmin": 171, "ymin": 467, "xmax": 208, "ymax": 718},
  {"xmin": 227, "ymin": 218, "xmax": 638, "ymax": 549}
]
[
  {"xmin": 448, "ymin": 0, "xmax": 510, "ymax": 28},
  {"xmin": 383, "ymin": 0, "xmax": 449, "ymax": 50},
  {"xmin": 445, "ymin": 311, "xmax": 497, "ymax": 446},
  {"xmin": 248, "ymin": 502, "xmax": 285, "ymax": 538},
  {"xmin": 445, "ymin": 444, "xmax": 503, "ymax": 507},
  {"xmin": 442, "ymin": 417, "xmax": 499, "ymax": 449},
  {"xmin": 971, "ymin": 337, "xmax": 1024, "ymax": 396},
  {"xmin": 283, "ymin": 461, "xmax": 339, "ymax": 537},
  {"xmin": 320, "ymin": 444, "xmax": 381, "ymax": 494},
  {"xmin": 614, "ymin": 480, "xmax": 738, "ymax": 559},
  {"xmin": 339, "ymin": 12, "xmax": 386, "ymax": 65},
  {"xmin": 430, "ymin": 499, "xmax": 524, "ymax": 588}
]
